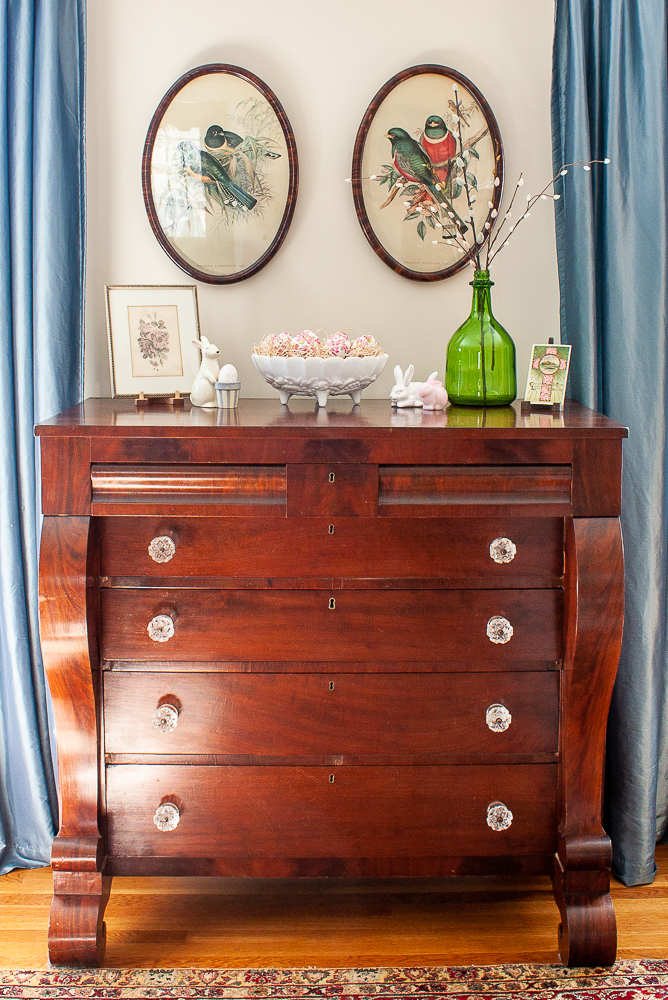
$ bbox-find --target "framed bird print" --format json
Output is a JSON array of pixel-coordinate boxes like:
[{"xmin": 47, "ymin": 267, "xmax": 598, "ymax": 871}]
[
  {"xmin": 142, "ymin": 64, "xmax": 299, "ymax": 284},
  {"xmin": 351, "ymin": 65, "xmax": 503, "ymax": 281}
]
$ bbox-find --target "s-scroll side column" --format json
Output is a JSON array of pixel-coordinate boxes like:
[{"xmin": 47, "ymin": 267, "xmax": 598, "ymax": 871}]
[
  {"xmin": 39, "ymin": 515, "xmax": 110, "ymax": 966},
  {"xmin": 553, "ymin": 516, "xmax": 624, "ymax": 967}
]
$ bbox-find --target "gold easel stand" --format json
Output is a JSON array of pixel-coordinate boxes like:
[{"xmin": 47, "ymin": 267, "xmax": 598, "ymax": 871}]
[{"xmin": 134, "ymin": 390, "xmax": 186, "ymax": 409}]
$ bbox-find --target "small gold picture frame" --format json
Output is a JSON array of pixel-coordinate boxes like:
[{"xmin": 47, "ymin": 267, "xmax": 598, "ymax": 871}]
[
  {"xmin": 105, "ymin": 285, "xmax": 201, "ymax": 398},
  {"xmin": 524, "ymin": 343, "xmax": 572, "ymax": 408}
]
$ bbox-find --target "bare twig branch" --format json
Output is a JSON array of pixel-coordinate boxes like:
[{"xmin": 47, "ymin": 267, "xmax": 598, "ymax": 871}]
[{"xmin": 486, "ymin": 158, "xmax": 609, "ymax": 266}]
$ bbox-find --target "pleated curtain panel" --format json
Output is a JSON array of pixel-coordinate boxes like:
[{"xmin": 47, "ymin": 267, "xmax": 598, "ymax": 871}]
[
  {"xmin": 0, "ymin": 0, "xmax": 85, "ymax": 874},
  {"xmin": 552, "ymin": 0, "xmax": 668, "ymax": 885}
]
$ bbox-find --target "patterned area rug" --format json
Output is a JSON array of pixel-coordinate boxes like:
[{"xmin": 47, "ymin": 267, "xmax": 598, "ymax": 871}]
[{"xmin": 1, "ymin": 961, "xmax": 668, "ymax": 999}]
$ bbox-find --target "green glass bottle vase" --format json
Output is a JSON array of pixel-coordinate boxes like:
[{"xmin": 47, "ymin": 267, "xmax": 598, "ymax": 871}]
[{"xmin": 446, "ymin": 269, "xmax": 517, "ymax": 406}]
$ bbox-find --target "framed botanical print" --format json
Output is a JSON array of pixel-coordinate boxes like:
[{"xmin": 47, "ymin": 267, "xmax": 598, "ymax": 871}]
[
  {"xmin": 352, "ymin": 64, "xmax": 503, "ymax": 281},
  {"xmin": 142, "ymin": 64, "xmax": 299, "ymax": 284},
  {"xmin": 105, "ymin": 285, "xmax": 201, "ymax": 398}
]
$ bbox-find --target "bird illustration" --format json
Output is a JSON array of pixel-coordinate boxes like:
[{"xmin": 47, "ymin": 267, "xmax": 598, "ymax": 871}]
[
  {"xmin": 204, "ymin": 125, "xmax": 243, "ymax": 152},
  {"xmin": 446, "ymin": 99, "xmax": 475, "ymax": 129},
  {"xmin": 385, "ymin": 127, "xmax": 468, "ymax": 233},
  {"xmin": 205, "ymin": 123, "xmax": 281, "ymax": 160},
  {"xmin": 204, "ymin": 125, "xmax": 257, "ymax": 193},
  {"xmin": 421, "ymin": 116, "xmax": 456, "ymax": 184},
  {"xmin": 178, "ymin": 142, "xmax": 257, "ymax": 212},
  {"xmin": 386, "ymin": 128, "xmax": 444, "ymax": 198}
]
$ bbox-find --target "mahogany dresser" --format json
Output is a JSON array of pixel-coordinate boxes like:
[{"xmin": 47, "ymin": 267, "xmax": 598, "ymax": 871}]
[{"xmin": 36, "ymin": 397, "xmax": 626, "ymax": 967}]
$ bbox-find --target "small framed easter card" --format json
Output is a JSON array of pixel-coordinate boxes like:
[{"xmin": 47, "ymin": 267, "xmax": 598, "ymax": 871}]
[{"xmin": 524, "ymin": 344, "xmax": 572, "ymax": 407}]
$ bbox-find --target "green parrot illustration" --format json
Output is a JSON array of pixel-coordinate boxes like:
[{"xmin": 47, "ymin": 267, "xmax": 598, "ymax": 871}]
[{"xmin": 385, "ymin": 127, "xmax": 468, "ymax": 234}]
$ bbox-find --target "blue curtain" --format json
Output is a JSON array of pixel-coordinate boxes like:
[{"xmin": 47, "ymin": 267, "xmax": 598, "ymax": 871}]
[
  {"xmin": 0, "ymin": 0, "xmax": 85, "ymax": 875},
  {"xmin": 552, "ymin": 0, "xmax": 668, "ymax": 885}
]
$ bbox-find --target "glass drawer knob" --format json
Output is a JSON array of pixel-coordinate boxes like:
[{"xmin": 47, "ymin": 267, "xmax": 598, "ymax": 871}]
[
  {"xmin": 148, "ymin": 536, "xmax": 176, "ymax": 563},
  {"xmin": 487, "ymin": 616, "xmax": 513, "ymax": 644},
  {"xmin": 153, "ymin": 802, "xmax": 180, "ymax": 832},
  {"xmin": 490, "ymin": 537, "xmax": 516, "ymax": 564},
  {"xmin": 152, "ymin": 703, "xmax": 179, "ymax": 732},
  {"xmin": 487, "ymin": 801, "xmax": 513, "ymax": 831},
  {"xmin": 486, "ymin": 704, "xmax": 512, "ymax": 732},
  {"xmin": 147, "ymin": 614, "xmax": 174, "ymax": 642}
]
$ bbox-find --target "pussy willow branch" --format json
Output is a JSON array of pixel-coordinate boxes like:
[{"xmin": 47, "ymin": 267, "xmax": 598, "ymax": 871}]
[
  {"xmin": 452, "ymin": 85, "xmax": 481, "ymax": 269},
  {"xmin": 484, "ymin": 172, "xmax": 523, "ymax": 267},
  {"xmin": 486, "ymin": 158, "xmax": 610, "ymax": 266}
]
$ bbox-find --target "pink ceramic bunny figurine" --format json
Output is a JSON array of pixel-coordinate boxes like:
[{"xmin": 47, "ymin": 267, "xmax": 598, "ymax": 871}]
[{"xmin": 418, "ymin": 372, "xmax": 449, "ymax": 410}]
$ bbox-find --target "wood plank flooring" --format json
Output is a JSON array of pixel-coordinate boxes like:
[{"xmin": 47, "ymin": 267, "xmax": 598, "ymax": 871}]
[{"xmin": 2, "ymin": 845, "xmax": 668, "ymax": 969}]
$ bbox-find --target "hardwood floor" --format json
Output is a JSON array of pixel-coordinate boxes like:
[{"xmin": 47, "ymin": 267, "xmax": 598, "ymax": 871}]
[{"xmin": 2, "ymin": 845, "xmax": 668, "ymax": 969}]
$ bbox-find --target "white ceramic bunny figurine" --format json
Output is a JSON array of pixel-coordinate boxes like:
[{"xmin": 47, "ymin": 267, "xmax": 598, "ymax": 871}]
[
  {"xmin": 389, "ymin": 364, "xmax": 424, "ymax": 408},
  {"xmin": 418, "ymin": 372, "xmax": 449, "ymax": 410},
  {"xmin": 190, "ymin": 336, "xmax": 220, "ymax": 408}
]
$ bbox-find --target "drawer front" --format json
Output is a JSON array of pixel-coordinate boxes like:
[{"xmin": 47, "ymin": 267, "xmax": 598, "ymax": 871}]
[
  {"xmin": 379, "ymin": 465, "xmax": 572, "ymax": 515},
  {"xmin": 101, "ymin": 589, "xmax": 563, "ymax": 663},
  {"xmin": 91, "ymin": 464, "xmax": 286, "ymax": 515},
  {"xmin": 287, "ymin": 464, "xmax": 378, "ymax": 517},
  {"xmin": 98, "ymin": 516, "xmax": 564, "ymax": 587},
  {"xmin": 106, "ymin": 763, "xmax": 557, "ymax": 859},
  {"xmin": 104, "ymin": 671, "xmax": 559, "ymax": 756}
]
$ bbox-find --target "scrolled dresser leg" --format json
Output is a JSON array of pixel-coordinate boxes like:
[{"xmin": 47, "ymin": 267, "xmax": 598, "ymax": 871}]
[
  {"xmin": 48, "ymin": 872, "xmax": 111, "ymax": 967},
  {"xmin": 552, "ymin": 856, "xmax": 616, "ymax": 967}
]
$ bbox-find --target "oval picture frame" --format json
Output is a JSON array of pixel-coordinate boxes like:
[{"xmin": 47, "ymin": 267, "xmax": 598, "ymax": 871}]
[
  {"xmin": 352, "ymin": 65, "xmax": 503, "ymax": 282},
  {"xmin": 142, "ymin": 64, "xmax": 299, "ymax": 284}
]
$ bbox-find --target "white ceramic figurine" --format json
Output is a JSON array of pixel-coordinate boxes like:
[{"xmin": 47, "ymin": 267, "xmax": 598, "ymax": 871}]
[
  {"xmin": 418, "ymin": 372, "xmax": 449, "ymax": 410},
  {"xmin": 190, "ymin": 336, "xmax": 220, "ymax": 408},
  {"xmin": 389, "ymin": 364, "xmax": 424, "ymax": 407}
]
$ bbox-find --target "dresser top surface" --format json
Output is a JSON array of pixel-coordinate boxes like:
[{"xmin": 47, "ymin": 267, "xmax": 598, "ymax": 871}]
[{"xmin": 35, "ymin": 398, "xmax": 628, "ymax": 439}]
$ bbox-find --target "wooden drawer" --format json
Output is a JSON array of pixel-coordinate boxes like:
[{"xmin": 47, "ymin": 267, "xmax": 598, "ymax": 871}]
[
  {"xmin": 91, "ymin": 464, "xmax": 286, "ymax": 516},
  {"xmin": 379, "ymin": 465, "xmax": 572, "ymax": 516},
  {"xmin": 105, "ymin": 763, "xmax": 557, "ymax": 859},
  {"xmin": 100, "ymin": 589, "xmax": 563, "ymax": 663},
  {"xmin": 103, "ymin": 671, "xmax": 559, "ymax": 757},
  {"xmin": 98, "ymin": 516, "xmax": 564, "ymax": 587}
]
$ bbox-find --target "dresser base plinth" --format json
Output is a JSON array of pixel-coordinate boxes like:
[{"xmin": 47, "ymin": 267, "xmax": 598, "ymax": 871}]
[
  {"xmin": 48, "ymin": 872, "xmax": 111, "ymax": 968},
  {"xmin": 552, "ymin": 855, "xmax": 617, "ymax": 967}
]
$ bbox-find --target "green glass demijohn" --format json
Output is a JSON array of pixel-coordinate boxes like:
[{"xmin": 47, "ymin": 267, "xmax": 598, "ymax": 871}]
[{"xmin": 446, "ymin": 269, "xmax": 517, "ymax": 406}]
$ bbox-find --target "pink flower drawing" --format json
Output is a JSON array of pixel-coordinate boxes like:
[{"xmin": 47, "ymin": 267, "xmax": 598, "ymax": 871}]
[{"xmin": 137, "ymin": 314, "xmax": 171, "ymax": 368}]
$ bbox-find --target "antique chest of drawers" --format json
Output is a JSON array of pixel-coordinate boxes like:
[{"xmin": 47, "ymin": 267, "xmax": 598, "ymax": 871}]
[{"xmin": 36, "ymin": 397, "xmax": 626, "ymax": 967}]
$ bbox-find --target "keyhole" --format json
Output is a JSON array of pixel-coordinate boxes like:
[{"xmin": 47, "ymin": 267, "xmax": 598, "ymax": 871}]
[
  {"xmin": 328, "ymin": 472, "xmax": 336, "ymax": 483},
  {"xmin": 329, "ymin": 774, "xmax": 335, "ymax": 783},
  {"xmin": 329, "ymin": 681, "xmax": 335, "ymax": 691},
  {"xmin": 328, "ymin": 598, "xmax": 336, "ymax": 610},
  {"xmin": 328, "ymin": 524, "xmax": 335, "ymax": 534}
]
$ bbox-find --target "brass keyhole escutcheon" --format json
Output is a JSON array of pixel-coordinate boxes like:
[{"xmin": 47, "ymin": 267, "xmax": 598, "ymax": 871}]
[
  {"xmin": 328, "ymin": 598, "xmax": 336, "ymax": 610},
  {"xmin": 329, "ymin": 774, "xmax": 335, "ymax": 783},
  {"xmin": 328, "ymin": 524, "xmax": 335, "ymax": 534},
  {"xmin": 328, "ymin": 472, "xmax": 336, "ymax": 483},
  {"xmin": 329, "ymin": 681, "xmax": 335, "ymax": 691}
]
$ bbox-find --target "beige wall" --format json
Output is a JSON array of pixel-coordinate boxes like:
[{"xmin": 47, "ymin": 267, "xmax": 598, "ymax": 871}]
[{"xmin": 85, "ymin": 0, "xmax": 559, "ymax": 400}]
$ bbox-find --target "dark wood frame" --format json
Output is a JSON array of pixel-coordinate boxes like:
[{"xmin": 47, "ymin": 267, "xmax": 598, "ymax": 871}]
[
  {"xmin": 352, "ymin": 64, "xmax": 504, "ymax": 282},
  {"xmin": 142, "ymin": 64, "xmax": 299, "ymax": 284}
]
